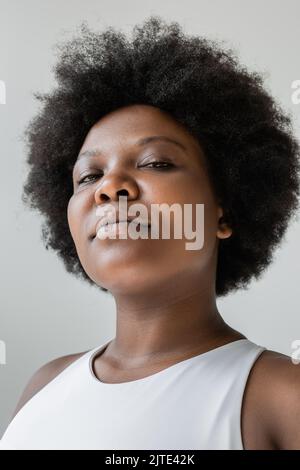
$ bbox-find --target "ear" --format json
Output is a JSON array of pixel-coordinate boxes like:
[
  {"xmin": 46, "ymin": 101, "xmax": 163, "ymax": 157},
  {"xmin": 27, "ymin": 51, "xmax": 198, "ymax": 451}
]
[{"xmin": 216, "ymin": 207, "xmax": 232, "ymax": 239}]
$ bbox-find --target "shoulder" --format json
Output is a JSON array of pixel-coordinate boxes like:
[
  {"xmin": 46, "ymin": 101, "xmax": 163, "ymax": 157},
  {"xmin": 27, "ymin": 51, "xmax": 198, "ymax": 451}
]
[
  {"xmin": 10, "ymin": 349, "xmax": 89, "ymax": 422},
  {"xmin": 242, "ymin": 348, "xmax": 300, "ymax": 449}
]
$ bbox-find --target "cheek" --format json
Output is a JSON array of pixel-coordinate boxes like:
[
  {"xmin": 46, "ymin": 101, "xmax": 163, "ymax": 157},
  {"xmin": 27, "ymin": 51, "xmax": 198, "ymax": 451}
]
[
  {"xmin": 67, "ymin": 196, "xmax": 77, "ymax": 240},
  {"xmin": 166, "ymin": 174, "xmax": 219, "ymax": 259},
  {"xmin": 156, "ymin": 172, "xmax": 218, "ymax": 225},
  {"xmin": 67, "ymin": 195, "xmax": 89, "ymax": 245}
]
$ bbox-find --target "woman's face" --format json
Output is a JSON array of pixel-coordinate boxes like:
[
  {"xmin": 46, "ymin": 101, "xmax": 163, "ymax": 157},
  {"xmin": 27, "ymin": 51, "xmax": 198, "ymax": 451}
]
[{"xmin": 67, "ymin": 104, "xmax": 231, "ymax": 295}]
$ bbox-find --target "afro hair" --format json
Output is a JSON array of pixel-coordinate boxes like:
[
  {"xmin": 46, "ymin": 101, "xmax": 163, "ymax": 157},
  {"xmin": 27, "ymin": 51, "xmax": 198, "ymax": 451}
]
[{"xmin": 22, "ymin": 15, "xmax": 300, "ymax": 297}]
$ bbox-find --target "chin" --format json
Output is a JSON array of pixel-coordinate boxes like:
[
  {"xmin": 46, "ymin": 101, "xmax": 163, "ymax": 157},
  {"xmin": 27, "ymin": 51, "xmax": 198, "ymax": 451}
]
[{"xmin": 92, "ymin": 268, "xmax": 157, "ymax": 296}]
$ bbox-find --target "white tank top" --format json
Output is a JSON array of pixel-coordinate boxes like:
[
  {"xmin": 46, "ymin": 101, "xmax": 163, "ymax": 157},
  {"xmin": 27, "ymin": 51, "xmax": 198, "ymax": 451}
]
[{"xmin": 0, "ymin": 338, "xmax": 266, "ymax": 450}]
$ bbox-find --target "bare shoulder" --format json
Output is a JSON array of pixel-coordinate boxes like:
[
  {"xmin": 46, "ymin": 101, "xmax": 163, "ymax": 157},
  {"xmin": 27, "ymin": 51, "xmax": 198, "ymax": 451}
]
[
  {"xmin": 242, "ymin": 348, "xmax": 300, "ymax": 450},
  {"xmin": 10, "ymin": 349, "xmax": 89, "ymax": 422}
]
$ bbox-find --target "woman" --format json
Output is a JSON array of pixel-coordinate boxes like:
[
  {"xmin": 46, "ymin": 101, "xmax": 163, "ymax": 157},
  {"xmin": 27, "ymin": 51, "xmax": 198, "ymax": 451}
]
[{"xmin": 1, "ymin": 15, "xmax": 300, "ymax": 450}]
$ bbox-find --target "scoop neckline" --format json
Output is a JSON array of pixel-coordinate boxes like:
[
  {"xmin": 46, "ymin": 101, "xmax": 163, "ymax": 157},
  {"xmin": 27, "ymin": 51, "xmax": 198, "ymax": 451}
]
[{"xmin": 88, "ymin": 338, "xmax": 250, "ymax": 387}]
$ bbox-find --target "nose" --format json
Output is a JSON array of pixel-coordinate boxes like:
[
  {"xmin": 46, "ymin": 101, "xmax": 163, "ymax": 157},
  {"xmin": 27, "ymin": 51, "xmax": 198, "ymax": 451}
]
[{"xmin": 94, "ymin": 173, "xmax": 139, "ymax": 203}]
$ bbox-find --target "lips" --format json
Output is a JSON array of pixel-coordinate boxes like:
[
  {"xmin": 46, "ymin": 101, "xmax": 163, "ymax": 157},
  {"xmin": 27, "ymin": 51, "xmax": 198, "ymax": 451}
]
[{"xmin": 93, "ymin": 213, "xmax": 150, "ymax": 239}]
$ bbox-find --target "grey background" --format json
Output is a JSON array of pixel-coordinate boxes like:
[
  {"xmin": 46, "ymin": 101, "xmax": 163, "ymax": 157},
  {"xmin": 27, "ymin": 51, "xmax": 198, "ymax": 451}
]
[{"xmin": 0, "ymin": 0, "xmax": 300, "ymax": 437}]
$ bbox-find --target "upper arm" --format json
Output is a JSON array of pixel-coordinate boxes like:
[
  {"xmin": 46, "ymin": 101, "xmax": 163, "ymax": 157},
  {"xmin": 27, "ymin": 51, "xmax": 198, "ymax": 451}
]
[
  {"xmin": 266, "ymin": 353, "xmax": 300, "ymax": 449},
  {"xmin": 10, "ymin": 350, "xmax": 88, "ymax": 422},
  {"xmin": 243, "ymin": 350, "xmax": 300, "ymax": 450}
]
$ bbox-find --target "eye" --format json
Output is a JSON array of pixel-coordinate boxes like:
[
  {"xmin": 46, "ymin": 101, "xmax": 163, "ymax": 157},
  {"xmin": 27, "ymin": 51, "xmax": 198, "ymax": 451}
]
[
  {"xmin": 140, "ymin": 161, "xmax": 174, "ymax": 169},
  {"xmin": 77, "ymin": 173, "xmax": 101, "ymax": 185}
]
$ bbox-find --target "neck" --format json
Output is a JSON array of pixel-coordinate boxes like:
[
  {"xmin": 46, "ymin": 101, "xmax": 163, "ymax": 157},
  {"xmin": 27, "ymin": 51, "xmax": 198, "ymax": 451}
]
[{"xmin": 104, "ymin": 279, "xmax": 241, "ymax": 366}]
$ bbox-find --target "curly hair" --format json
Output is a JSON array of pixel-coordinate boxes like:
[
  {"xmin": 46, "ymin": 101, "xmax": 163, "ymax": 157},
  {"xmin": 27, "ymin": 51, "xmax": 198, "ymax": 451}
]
[{"xmin": 21, "ymin": 15, "xmax": 300, "ymax": 297}]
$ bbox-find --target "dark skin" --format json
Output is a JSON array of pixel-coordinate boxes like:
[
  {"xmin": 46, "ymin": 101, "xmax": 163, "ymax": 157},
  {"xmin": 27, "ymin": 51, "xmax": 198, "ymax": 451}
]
[
  {"xmin": 67, "ymin": 103, "xmax": 238, "ymax": 374},
  {"xmin": 10, "ymin": 105, "xmax": 300, "ymax": 449}
]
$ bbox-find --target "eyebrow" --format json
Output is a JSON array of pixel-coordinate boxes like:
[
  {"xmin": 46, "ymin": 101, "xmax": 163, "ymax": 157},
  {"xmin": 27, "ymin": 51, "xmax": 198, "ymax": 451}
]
[{"xmin": 76, "ymin": 135, "xmax": 187, "ymax": 161}]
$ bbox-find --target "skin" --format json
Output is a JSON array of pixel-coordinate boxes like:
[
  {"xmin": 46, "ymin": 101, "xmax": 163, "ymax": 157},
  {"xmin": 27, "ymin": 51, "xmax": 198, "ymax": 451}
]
[
  {"xmin": 10, "ymin": 104, "xmax": 300, "ymax": 449},
  {"xmin": 67, "ymin": 103, "xmax": 240, "ymax": 369}
]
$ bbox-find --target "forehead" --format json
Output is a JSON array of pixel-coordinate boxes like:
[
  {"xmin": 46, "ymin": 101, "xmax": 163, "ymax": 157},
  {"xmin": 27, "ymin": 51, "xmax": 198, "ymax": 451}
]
[{"xmin": 79, "ymin": 104, "xmax": 201, "ymax": 155}]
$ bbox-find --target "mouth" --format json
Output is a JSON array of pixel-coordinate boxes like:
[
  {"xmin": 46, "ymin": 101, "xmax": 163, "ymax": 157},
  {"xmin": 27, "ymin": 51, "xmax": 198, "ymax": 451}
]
[{"xmin": 92, "ymin": 220, "xmax": 151, "ymax": 240}]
